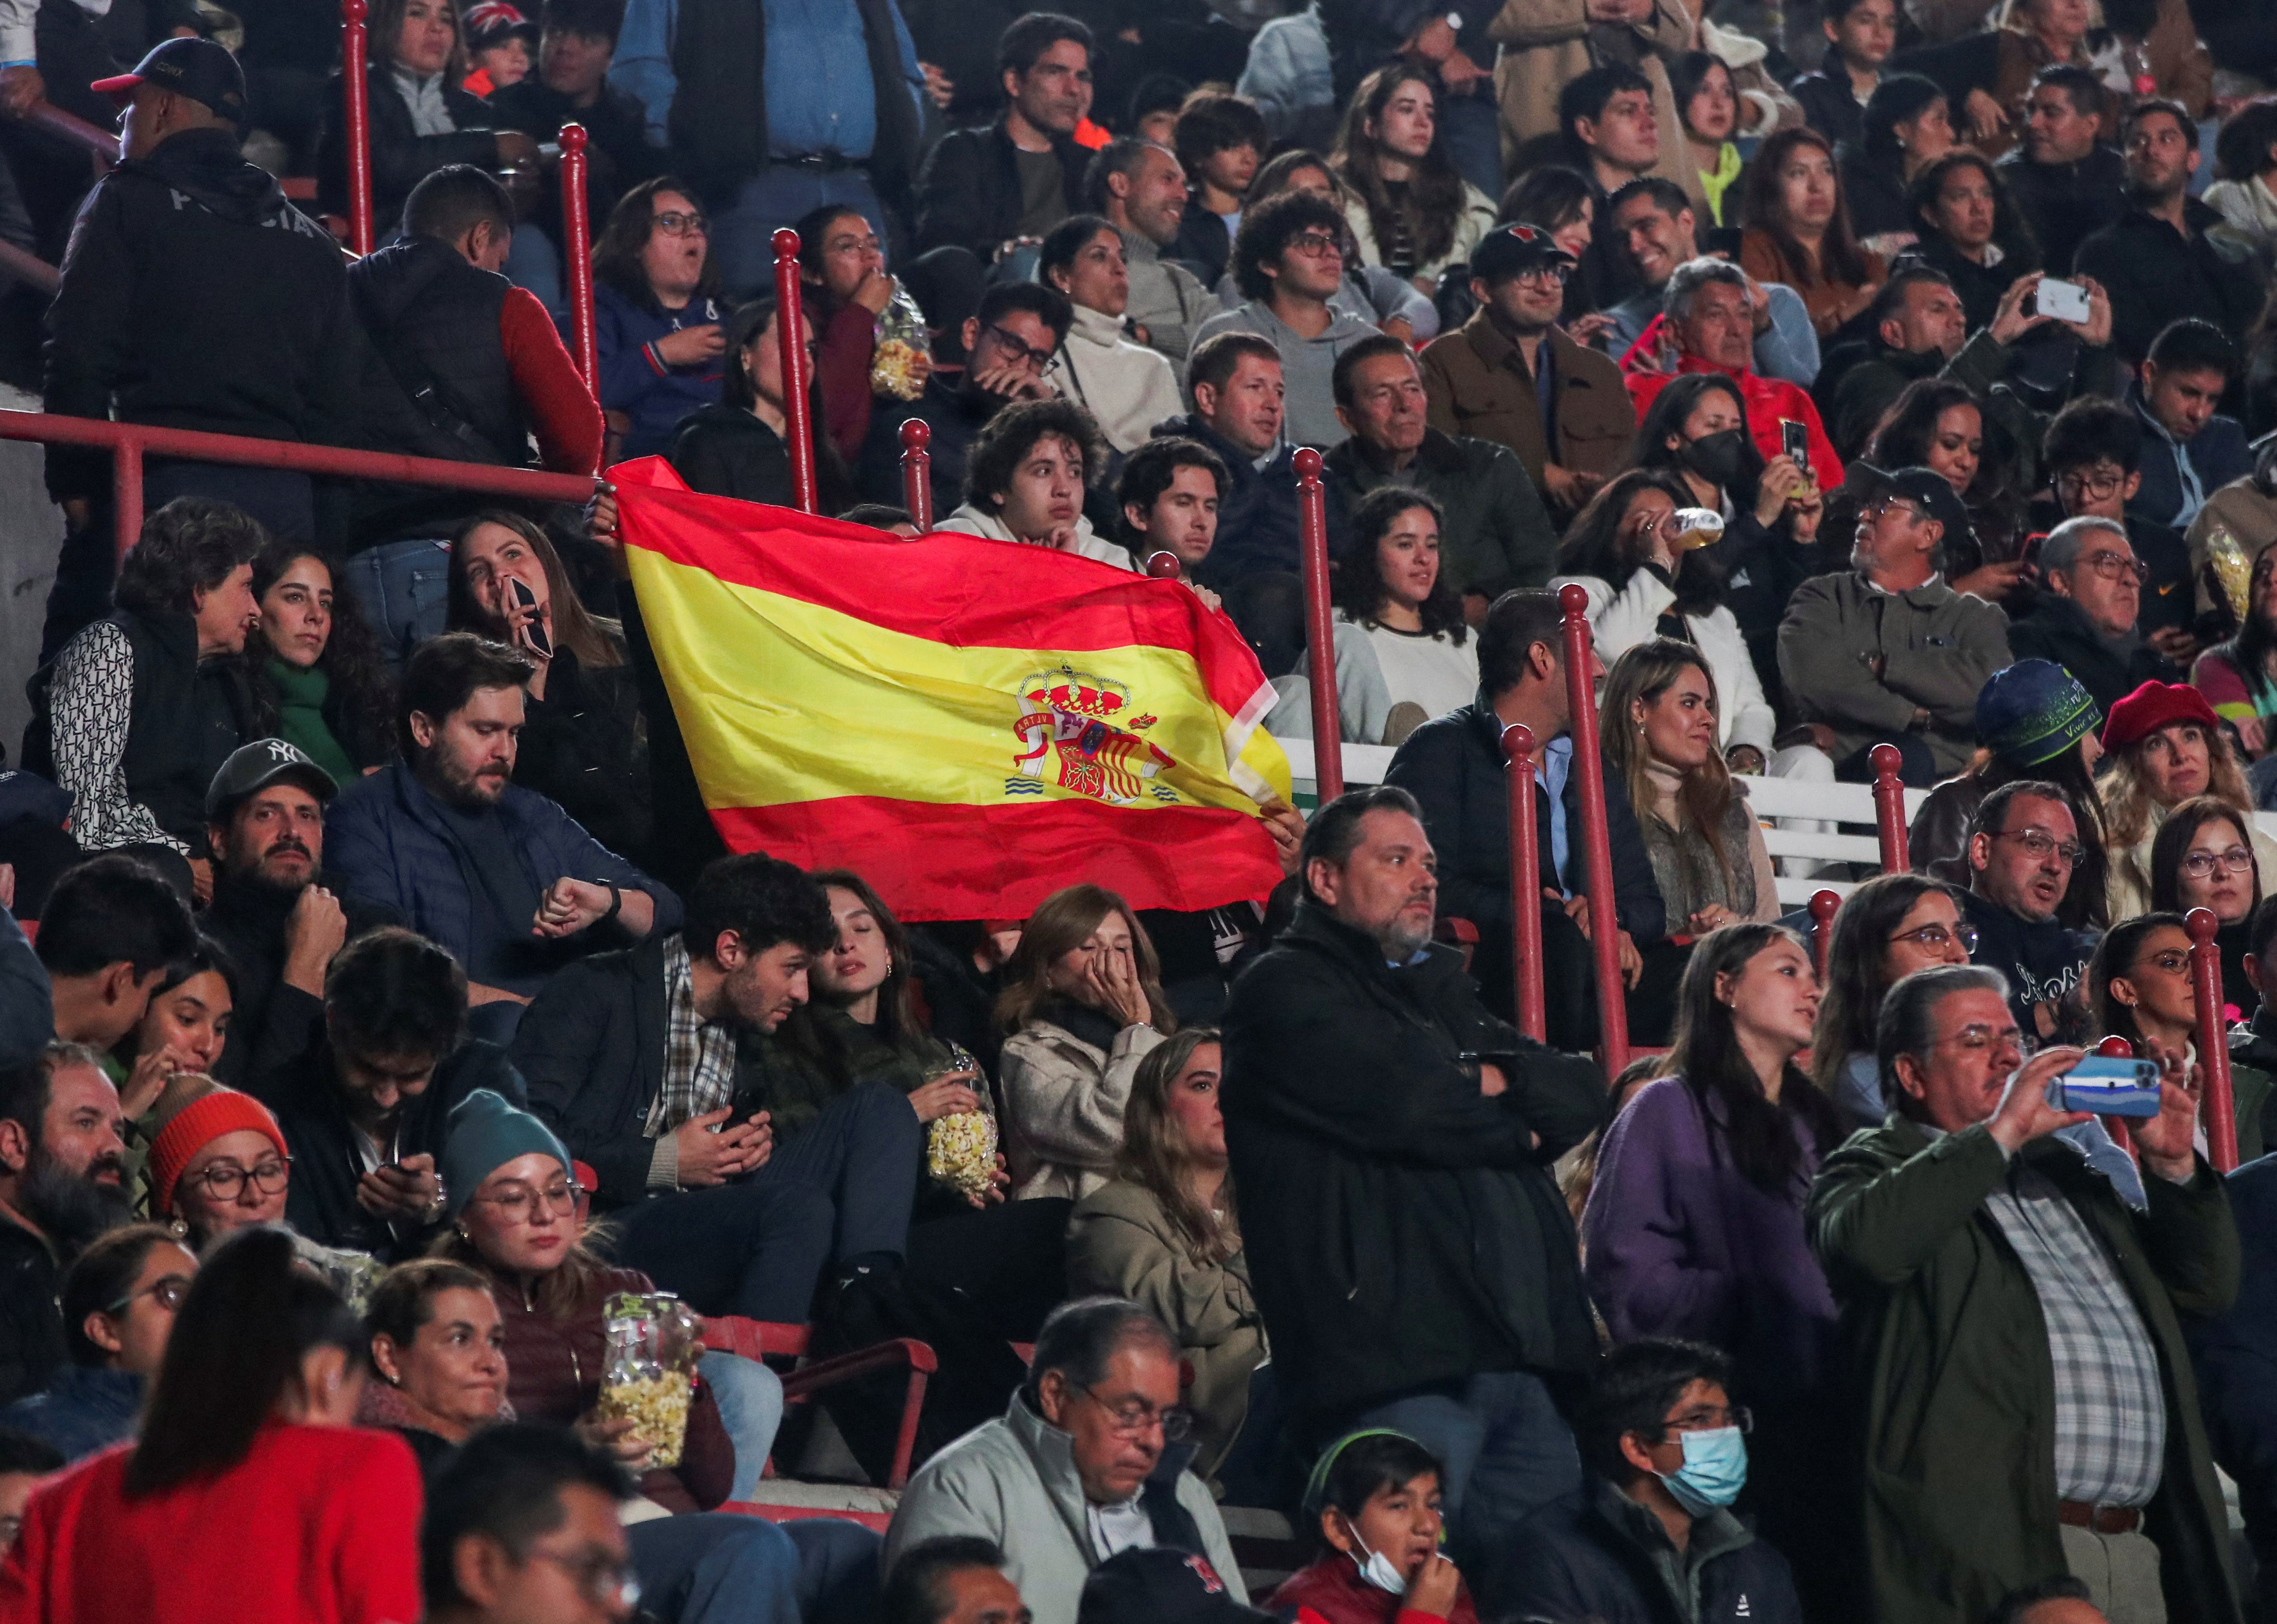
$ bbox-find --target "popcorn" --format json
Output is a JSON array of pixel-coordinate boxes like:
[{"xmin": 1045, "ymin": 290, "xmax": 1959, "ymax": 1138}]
[
  {"xmin": 600, "ymin": 1290, "xmax": 701, "ymax": 1469},
  {"xmin": 597, "ymin": 1371, "xmax": 693, "ymax": 1468},
  {"xmin": 2208, "ymin": 527, "xmax": 2252, "ymax": 623},
  {"xmin": 871, "ymin": 337, "xmax": 928, "ymax": 401},
  {"xmin": 927, "ymin": 1109, "xmax": 998, "ymax": 1200}
]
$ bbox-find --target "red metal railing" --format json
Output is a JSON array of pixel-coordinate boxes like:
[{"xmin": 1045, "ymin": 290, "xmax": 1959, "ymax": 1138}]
[
  {"xmin": 2094, "ymin": 1034, "xmax": 2139, "ymax": 1161},
  {"xmin": 1809, "ymin": 889, "xmax": 1840, "ymax": 981},
  {"xmin": 1294, "ymin": 446, "xmax": 1340, "ymax": 800},
  {"xmin": 771, "ymin": 229, "xmax": 818, "ymax": 513},
  {"xmin": 1870, "ymin": 743, "xmax": 1909, "ymax": 871},
  {"xmin": 558, "ymin": 123, "xmax": 597, "ymax": 386},
  {"xmin": 1560, "ymin": 582, "xmax": 1629, "ymax": 1074},
  {"xmin": 341, "ymin": 0, "xmax": 374, "ymax": 254},
  {"xmin": 1502, "ymin": 722, "xmax": 1544, "ymax": 1043},
  {"xmin": 2187, "ymin": 907, "xmax": 2239, "ymax": 1173},
  {"xmin": 899, "ymin": 419, "xmax": 932, "ymax": 530}
]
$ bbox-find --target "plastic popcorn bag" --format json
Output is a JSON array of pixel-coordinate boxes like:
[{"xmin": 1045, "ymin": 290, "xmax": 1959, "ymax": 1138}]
[
  {"xmin": 870, "ymin": 284, "xmax": 930, "ymax": 402},
  {"xmin": 2207, "ymin": 527, "xmax": 2251, "ymax": 624},
  {"xmin": 597, "ymin": 1290, "xmax": 701, "ymax": 1467},
  {"xmin": 923, "ymin": 1042, "xmax": 997, "ymax": 1201}
]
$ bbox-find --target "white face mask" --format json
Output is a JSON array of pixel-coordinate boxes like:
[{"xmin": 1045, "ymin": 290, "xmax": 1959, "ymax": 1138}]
[{"xmin": 1339, "ymin": 1518, "xmax": 1407, "ymax": 1595}]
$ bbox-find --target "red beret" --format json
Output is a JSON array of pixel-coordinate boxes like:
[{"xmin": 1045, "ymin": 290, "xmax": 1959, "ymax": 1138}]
[{"xmin": 2099, "ymin": 681, "xmax": 2221, "ymax": 754}]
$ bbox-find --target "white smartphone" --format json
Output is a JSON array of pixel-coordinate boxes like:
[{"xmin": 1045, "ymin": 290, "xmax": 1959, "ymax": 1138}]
[{"xmin": 2036, "ymin": 277, "xmax": 2092, "ymax": 324}]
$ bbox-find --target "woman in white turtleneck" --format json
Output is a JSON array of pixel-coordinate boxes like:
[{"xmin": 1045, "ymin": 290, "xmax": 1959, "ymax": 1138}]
[{"xmin": 1038, "ymin": 215, "xmax": 1186, "ymax": 454}]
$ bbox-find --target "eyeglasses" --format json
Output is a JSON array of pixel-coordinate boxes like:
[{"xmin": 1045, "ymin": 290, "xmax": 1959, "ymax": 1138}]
[
  {"xmin": 1888, "ymin": 921, "xmax": 1978, "ymax": 954},
  {"xmin": 471, "ymin": 1181, "xmax": 575, "ymax": 1221},
  {"xmin": 1863, "ymin": 496, "xmax": 1926, "ymax": 522},
  {"xmin": 2181, "ymin": 846, "xmax": 2254, "ymax": 878},
  {"xmin": 2079, "ymin": 550, "xmax": 2150, "ymax": 584},
  {"xmin": 527, "ymin": 1546, "xmax": 642, "ymax": 1612},
  {"xmin": 1665, "ymin": 1402, "xmax": 1752, "ymax": 1434},
  {"xmin": 2133, "ymin": 948, "xmax": 2193, "ymax": 975},
  {"xmin": 652, "ymin": 209, "xmax": 709, "ymax": 237},
  {"xmin": 106, "ymin": 1273, "xmax": 190, "ymax": 1315},
  {"xmin": 185, "ymin": 1158, "xmax": 290, "ymax": 1201},
  {"xmin": 1932, "ymin": 1022, "xmax": 2036, "ymax": 1059},
  {"xmin": 1075, "ymin": 1382, "xmax": 1196, "ymax": 1443},
  {"xmin": 1994, "ymin": 828, "xmax": 2086, "ymax": 867},
  {"xmin": 1284, "ymin": 230, "xmax": 1345, "ymax": 259},
  {"xmin": 980, "ymin": 323, "xmax": 1057, "ymax": 371},
  {"xmin": 2054, "ymin": 470, "xmax": 2124, "ymax": 501},
  {"xmin": 1513, "ymin": 264, "xmax": 1572, "ymax": 287}
]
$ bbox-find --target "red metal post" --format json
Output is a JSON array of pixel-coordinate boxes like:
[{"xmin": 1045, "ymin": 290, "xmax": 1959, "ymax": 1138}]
[
  {"xmin": 1294, "ymin": 446, "xmax": 1342, "ymax": 800},
  {"xmin": 1809, "ymin": 890, "xmax": 1840, "ymax": 982},
  {"xmin": 557, "ymin": 123, "xmax": 597, "ymax": 388},
  {"xmin": 111, "ymin": 435, "xmax": 141, "ymax": 563},
  {"xmin": 770, "ymin": 229, "xmax": 818, "ymax": 514},
  {"xmin": 2187, "ymin": 907, "xmax": 2240, "ymax": 1172},
  {"xmin": 1559, "ymin": 582, "xmax": 1630, "ymax": 1073},
  {"xmin": 1870, "ymin": 743, "xmax": 1910, "ymax": 872},
  {"xmin": 1145, "ymin": 552, "xmax": 1181, "ymax": 579},
  {"xmin": 1503, "ymin": 723, "xmax": 1546, "ymax": 1044},
  {"xmin": 341, "ymin": 0, "xmax": 373, "ymax": 255},
  {"xmin": 2094, "ymin": 1034, "xmax": 2138, "ymax": 1159},
  {"xmin": 898, "ymin": 419, "xmax": 932, "ymax": 531}
]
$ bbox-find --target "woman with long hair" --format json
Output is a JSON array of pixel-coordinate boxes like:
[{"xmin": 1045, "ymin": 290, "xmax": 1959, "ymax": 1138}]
[
  {"xmin": 1907, "ymin": 659, "xmax": 2110, "ymax": 929},
  {"xmin": 1808, "ymin": 872, "xmax": 1973, "ymax": 1127},
  {"xmin": 1581, "ymin": 924, "xmax": 1843, "ymax": 1595},
  {"xmin": 0, "ymin": 1226, "xmax": 423, "ymax": 1622},
  {"xmin": 1739, "ymin": 126, "xmax": 1886, "ymax": 339},
  {"xmin": 1554, "ymin": 469, "xmax": 1777, "ymax": 773},
  {"xmin": 995, "ymin": 884, "xmax": 1176, "ymax": 1202},
  {"xmin": 2149, "ymin": 795, "xmax": 2264, "ymax": 1021},
  {"xmin": 1067, "ymin": 1028, "xmax": 1264, "ymax": 1487},
  {"xmin": 1905, "ymin": 151, "xmax": 2043, "ymax": 331},
  {"xmin": 1331, "ymin": 64, "xmax": 1495, "ymax": 295},
  {"xmin": 592, "ymin": 176, "xmax": 729, "ymax": 459},
  {"xmin": 2099, "ymin": 680, "xmax": 2277, "ymax": 919},
  {"xmin": 1830, "ymin": 377, "xmax": 2030, "ymax": 597},
  {"xmin": 1840, "ymin": 72, "xmax": 1954, "ymax": 246},
  {"xmin": 445, "ymin": 510, "xmax": 650, "ymax": 864},
  {"xmin": 246, "ymin": 543, "xmax": 396, "ymax": 779},
  {"xmin": 1239, "ymin": 149, "xmax": 1440, "ymax": 339},
  {"xmin": 2193, "ymin": 540, "xmax": 2277, "ymax": 756},
  {"xmin": 1673, "ymin": 52, "xmax": 1746, "ymax": 227},
  {"xmin": 669, "ymin": 297, "xmax": 853, "ymax": 510}
]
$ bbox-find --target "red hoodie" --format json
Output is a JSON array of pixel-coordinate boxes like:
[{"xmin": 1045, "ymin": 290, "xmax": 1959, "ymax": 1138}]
[
  {"xmin": 1617, "ymin": 323, "xmax": 1844, "ymax": 492},
  {"xmin": 1266, "ymin": 1553, "xmax": 1482, "ymax": 1624}
]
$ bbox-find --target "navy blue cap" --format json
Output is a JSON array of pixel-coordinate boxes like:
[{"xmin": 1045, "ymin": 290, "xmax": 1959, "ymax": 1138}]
[{"xmin": 93, "ymin": 37, "xmax": 248, "ymax": 122}]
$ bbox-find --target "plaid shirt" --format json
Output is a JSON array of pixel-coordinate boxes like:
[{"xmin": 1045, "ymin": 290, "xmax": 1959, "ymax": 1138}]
[
  {"xmin": 645, "ymin": 934, "xmax": 741, "ymax": 1140},
  {"xmin": 1984, "ymin": 1162, "xmax": 2167, "ymax": 1507}
]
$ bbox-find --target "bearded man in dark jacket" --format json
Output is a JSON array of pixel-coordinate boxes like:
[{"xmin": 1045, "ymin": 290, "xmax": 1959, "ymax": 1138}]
[{"xmin": 1222, "ymin": 783, "xmax": 1604, "ymax": 1574}]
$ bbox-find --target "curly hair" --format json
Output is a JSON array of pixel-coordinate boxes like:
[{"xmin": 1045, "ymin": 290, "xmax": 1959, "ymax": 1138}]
[
  {"xmin": 1229, "ymin": 188, "xmax": 1347, "ymax": 303},
  {"xmin": 961, "ymin": 397, "xmax": 1104, "ymax": 512},
  {"xmin": 1332, "ymin": 63, "xmax": 1469, "ymax": 272},
  {"xmin": 1335, "ymin": 486, "xmax": 1466, "ymax": 641},
  {"xmin": 246, "ymin": 543, "xmax": 397, "ymax": 768},
  {"xmin": 114, "ymin": 498, "xmax": 270, "ymax": 621}
]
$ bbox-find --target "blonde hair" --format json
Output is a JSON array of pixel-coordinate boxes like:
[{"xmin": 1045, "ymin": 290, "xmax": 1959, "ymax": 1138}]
[
  {"xmin": 1600, "ymin": 639, "xmax": 1737, "ymax": 890},
  {"xmin": 2103, "ymin": 726, "xmax": 2252, "ymax": 901},
  {"xmin": 994, "ymin": 884, "xmax": 1177, "ymax": 1036},
  {"xmin": 1112, "ymin": 1028, "xmax": 1237, "ymax": 1265}
]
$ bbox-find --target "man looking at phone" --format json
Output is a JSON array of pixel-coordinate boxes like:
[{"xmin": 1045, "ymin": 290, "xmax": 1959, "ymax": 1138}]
[
  {"xmin": 511, "ymin": 852, "xmax": 924, "ymax": 1326},
  {"xmin": 1808, "ymin": 961, "xmax": 2238, "ymax": 1624}
]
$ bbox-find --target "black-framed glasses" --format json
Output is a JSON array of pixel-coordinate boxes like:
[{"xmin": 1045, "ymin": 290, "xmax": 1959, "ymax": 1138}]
[
  {"xmin": 981, "ymin": 323, "xmax": 1057, "ymax": 371},
  {"xmin": 1513, "ymin": 263, "xmax": 1572, "ymax": 287},
  {"xmin": 2079, "ymin": 550, "xmax": 2149, "ymax": 584},
  {"xmin": 106, "ymin": 1273, "xmax": 190, "ymax": 1316},
  {"xmin": 527, "ymin": 1545, "xmax": 642, "ymax": 1612},
  {"xmin": 1994, "ymin": 828, "xmax": 2086, "ymax": 867},
  {"xmin": 2181, "ymin": 847, "xmax": 2253, "ymax": 878},
  {"xmin": 186, "ymin": 1158, "xmax": 290, "ymax": 1201},
  {"xmin": 1077, "ymin": 1382, "xmax": 1196, "ymax": 1443},
  {"xmin": 652, "ymin": 209, "xmax": 708, "ymax": 237},
  {"xmin": 2054, "ymin": 469, "xmax": 2124, "ymax": 501},
  {"xmin": 1888, "ymin": 921, "xmax": 1978, "ymax": 954},
  {"xmin": 1284, "ymin": 229, "xmax": 1344, "ymax": 259}
]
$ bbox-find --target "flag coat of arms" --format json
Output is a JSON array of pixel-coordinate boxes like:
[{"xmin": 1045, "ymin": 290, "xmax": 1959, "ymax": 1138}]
[{"xmin": 614, "ymin": 458, "xmax": 1292, "ymax": 920}]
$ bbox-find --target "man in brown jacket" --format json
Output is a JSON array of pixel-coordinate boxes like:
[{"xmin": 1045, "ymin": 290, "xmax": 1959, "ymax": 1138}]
[
  {"xmin": 1777, "ymin": 464, "xmax": 2012, "ymax": 785},
  {"xmin": 1420, "ymin": 224, "xmax": 1636, "ymax": 519}
]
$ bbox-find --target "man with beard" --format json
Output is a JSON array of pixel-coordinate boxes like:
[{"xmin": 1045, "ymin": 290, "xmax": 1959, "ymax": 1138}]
[
  {"xmin": 854, "ymin": 281, "xmax": 1073, "ymax": 518},
  {"xmin": 0, "ymin": 1044, "xmax": 130, "ymax": 1404},
  {"xmin": 1088, "ymin": 137, "xmax": 1223, "ymax": 368},
  {"xmin": 513, "ymin": 853, "xmax": 922, "ymax": 1328},
  {"xmin": 198, "ymin": 740, "xmax": 401, "ymax": 1092},
  {"xmin": 2074, "ymin": 99, "xmax": 2263, "ymax": 368},
  {"xmin": 18, "ymin": 856, "xmax": 194, "ymax": 1059},
  {"xmin": 325, "ymin": 634, "xmax": 681, "ymax": 1021},
  {"xmin": 1962, "ymin": 780, "xmax": 2098, "ymax": 1046}
]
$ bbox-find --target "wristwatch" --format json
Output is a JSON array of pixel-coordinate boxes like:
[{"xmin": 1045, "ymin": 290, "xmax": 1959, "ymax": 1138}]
[{"xmin": 596, "ymin": 879, "xmax": 622, "ymax": 926}]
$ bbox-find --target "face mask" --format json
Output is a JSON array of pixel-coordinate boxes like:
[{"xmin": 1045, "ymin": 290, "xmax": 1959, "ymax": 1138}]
[
  {"xmin": 1657, "ymin": 1426, "xmax": 1748, "ymax": 1516},
  {"xmin": 1347, "ymin": 1533, "xmax": 1407, "ymax": 1596},
  {"xmin": 1681, "ymin": 429, "xmax": 1748, "ymax": 486}
]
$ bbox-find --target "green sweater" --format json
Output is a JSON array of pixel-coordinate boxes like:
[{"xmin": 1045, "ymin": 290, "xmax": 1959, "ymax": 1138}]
[{"xmin": 266, "ymin": 658, "xmax": 357, "ymax": 783}]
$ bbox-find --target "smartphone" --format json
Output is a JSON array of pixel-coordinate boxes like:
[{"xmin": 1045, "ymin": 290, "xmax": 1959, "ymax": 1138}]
[
  {"xmin": 2047, "ymin": 1055, "xmax": 2164, "ymax": 1117},
  {"xmin": 2036, "ymin": 277, "xmax": 2092, "ymax": 324},
  {"xmin": 508, "ymin": 576, "xmax": 552, "ymax": 659},
  {"xmin": 1780, "ymin": 418, "xmax": 1813, "ymax": 484}
]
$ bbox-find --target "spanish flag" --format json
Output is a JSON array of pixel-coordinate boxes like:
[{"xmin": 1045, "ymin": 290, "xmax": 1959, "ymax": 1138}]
[{"xmin": 615, "ymin": 458, "xmax": 1292, "ymax": 921}]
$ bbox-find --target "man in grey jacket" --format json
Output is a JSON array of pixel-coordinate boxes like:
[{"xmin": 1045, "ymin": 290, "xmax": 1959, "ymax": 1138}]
[
  {"xmin": 1777, "ymin": 464, "xmax": 2013, "ymax": 785},
  {"xmin": 1088, "ymin": 137, "xmax": 1224, "ymax": 368},
  {"xmin": 884, "ymin": 1297, "xmax": 1244, "ymax": 1624}
]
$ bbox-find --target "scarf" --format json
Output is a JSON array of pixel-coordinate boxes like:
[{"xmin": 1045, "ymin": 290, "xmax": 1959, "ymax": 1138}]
[{"xmin": 266, "ymin": 657, "xmax": 357, "ymax": 781}]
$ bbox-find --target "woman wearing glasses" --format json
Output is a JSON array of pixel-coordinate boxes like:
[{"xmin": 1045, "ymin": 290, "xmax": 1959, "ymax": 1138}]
[
  {"xmin": 2100, "ymin": 680, "xmax": 2277, "ymax": 921},
  {"xmin": 592, "ymin": 178, "xmax": 729, "ymax": 459},
  {"xmin": 1581, "ymin": 924, "xmax": 1846, "ymax": 1614},
  {"xmin": 1809, "ymin": 873, "xmax": 1975, "ymax": 1129},
  {"xmin": 0, "ymin": 1225, "xmax": 197, "ymax": 1463},
  {"xmin": 2150, "ymin": 795, "xmax": 2265, "ymax": 1028}
]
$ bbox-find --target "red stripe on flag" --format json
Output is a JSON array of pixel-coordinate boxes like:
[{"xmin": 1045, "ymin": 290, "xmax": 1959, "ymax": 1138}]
[{"xmin": 710, "ymin": 797, "xmax": 1281, "ymax": 922}]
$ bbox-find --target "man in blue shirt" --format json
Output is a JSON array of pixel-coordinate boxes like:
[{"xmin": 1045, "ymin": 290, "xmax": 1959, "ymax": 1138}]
[
  {"xmin": 610, "ymin": 0, "xmax": 926, "ymax": 294},
  {"xmin": 2129, "ymin": 318, "xmax": 2251, "ymax": 535}
]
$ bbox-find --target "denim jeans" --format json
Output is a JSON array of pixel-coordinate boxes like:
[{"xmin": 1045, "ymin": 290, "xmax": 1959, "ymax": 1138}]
[
  {"xmin": 1345, "ymin": 1370, "xmax": 1583, "ymax": 1567},
  {"xmin": 698, "ymin": 1349, "xmax": 787, "ymax": 1502},
  {"xmin": 709, "ymin": 168, "xmax": 887, "ymax": 301},
  {"xmin": 627, "ymin": 1513, "xmax": 800, "ymax": 1624},
  {"xmin": 342, "ymin": 536, "xmax": 454, "ymax": 673},
  {"xmin": 505, "ymin": 222, "xmax": 566, "ymax": 323}
]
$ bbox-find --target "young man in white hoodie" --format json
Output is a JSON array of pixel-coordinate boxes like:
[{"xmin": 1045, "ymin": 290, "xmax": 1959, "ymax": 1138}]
[
  {"xmin": 935, "ymin": 396, "xmax": 1139, "ymax": 571},
  {"xmin": 1037, "ymin": 214, "xmax": 1187, "ymax": 454}
]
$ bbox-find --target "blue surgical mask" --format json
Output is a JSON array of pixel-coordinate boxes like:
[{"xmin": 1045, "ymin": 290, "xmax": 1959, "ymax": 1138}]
[{"xmin": 1657, "ymin": 1426, "xmax": 1748, "ymax": 1516}]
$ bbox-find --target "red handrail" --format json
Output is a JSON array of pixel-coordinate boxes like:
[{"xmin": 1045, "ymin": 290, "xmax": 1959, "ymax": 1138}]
[
  {"xmin": 2094, "ymin": 1033, "xmax": 2138, "ymax": 1160},
  {"xmin": 558, "ymin": 123, "xmax": 597, "ymax": 388},
  {"xmin": 899, "ymin": 418, "xmax": 932, "ymax": 531},
  {"xmin": 1502, "ymin": 722, "xmax": 1545, "ymax": 1043},
  {"xmin": 1809, "ymin": 890, "xmax": 1839, "ymax": 982},
  {"xmin": 1870, "ymin": 743, "xmax": 1909, "ymax": 871},
  {"xmin": 2187, "ymin": 907, "xmax": 2239, "ymax": 1173},
  {"xmin": 1294, "ymin": 446, "xmax": 1340, "ymax": 800},
  {"xmin": 770, "ymin": 228, "xmax": 817, "ymax": 513},
  {"xmin": 0, "ymin": 410, "xmax": 596, "ymax": 560},
  {"xmin": 22, "ymin": 99, "xmax": 115, "ymax": 168},
  {"xmin": 341, "ymin": 0, "xmax": 374, "ymax": 255},
  {"xmin": 1560, "ymin": 582, "xmax": 1628, "ymax": 1073}
]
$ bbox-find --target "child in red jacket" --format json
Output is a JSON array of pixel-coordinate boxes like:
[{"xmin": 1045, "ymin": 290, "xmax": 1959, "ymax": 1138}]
[{"xmin": 1267, "ymin": 1431, "xmax": 1481, "ymax": 1624}]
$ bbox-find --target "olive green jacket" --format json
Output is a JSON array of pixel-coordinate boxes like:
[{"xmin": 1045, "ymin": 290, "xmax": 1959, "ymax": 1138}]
[{"xmin": 1806, "ymin": 1116, "xmax": 2241, "ymax": 1624}]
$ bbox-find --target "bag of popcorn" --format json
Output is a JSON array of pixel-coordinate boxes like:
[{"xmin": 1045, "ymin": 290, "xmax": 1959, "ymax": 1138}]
[
  {"xmin": 923, "ymin": 1042, "xmax": 998, "ymax": 1201},
  {"xmin": 869, "ymin": 284, "xmax": 930, "ymax": 402},
  {"xmin": 596, "ymin": 1290, "xmax": 701, "ymax": 1467}
]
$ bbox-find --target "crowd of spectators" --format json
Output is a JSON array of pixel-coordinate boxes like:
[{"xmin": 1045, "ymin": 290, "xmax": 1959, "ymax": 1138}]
[{"xmin": 16, "ymin": 0, "xmax": 2277, "ymax": 1618}]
